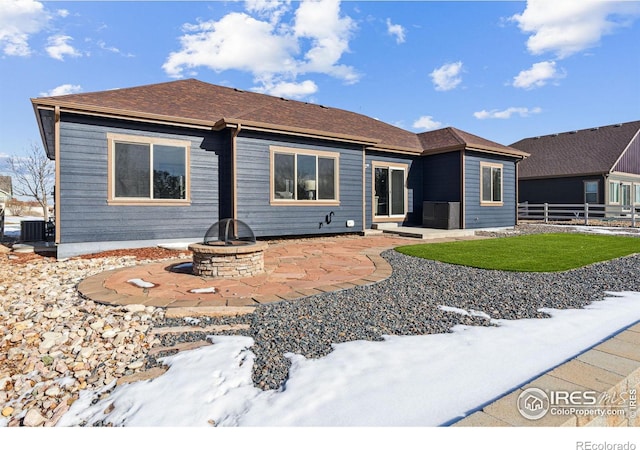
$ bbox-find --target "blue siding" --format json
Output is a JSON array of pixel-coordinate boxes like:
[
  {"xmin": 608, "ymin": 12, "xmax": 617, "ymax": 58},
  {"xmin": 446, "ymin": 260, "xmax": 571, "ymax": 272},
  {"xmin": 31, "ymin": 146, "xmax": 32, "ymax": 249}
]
[
  {"xmin": 235, "ymin": 132, "xmax": 364, "ymax": 236},
  {"xmin": 365, "ymin": 151, "xmax": 421, "ymax": 227},
  {"xmin": 519, "ymin": 176, "xmax": 605, "ymax": 204},
  {"xmin": 422, "ymin": 151, "xmax": 461, "ymax": 202},
  {"xmin": 464, "ymin": 151, "xmax": 517, "ymax": 228},
  {"xmin": 58, "ymin": 115, "xmax": 224, "ymax": 244}
]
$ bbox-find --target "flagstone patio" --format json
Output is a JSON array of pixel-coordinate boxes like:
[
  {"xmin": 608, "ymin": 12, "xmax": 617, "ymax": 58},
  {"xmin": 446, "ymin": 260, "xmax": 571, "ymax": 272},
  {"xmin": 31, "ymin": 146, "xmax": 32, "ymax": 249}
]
[{"xmin": 77, "ymin": 234, "xmax": 481, "ymax": 310}]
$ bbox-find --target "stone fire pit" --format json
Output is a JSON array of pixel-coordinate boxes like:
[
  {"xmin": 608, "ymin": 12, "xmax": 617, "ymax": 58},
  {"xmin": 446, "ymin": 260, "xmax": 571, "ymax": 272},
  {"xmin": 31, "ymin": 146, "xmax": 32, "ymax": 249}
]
[{"xmin": 189, "ymin": 218, "xmax": 267, "ymax": 279}]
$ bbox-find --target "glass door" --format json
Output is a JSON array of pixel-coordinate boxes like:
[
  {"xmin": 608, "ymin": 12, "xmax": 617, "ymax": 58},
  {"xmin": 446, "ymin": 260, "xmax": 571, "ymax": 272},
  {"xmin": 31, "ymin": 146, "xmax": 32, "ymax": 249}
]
[{"xmin": 374, "ymin": 166, "xmax": 405, "ymax": 218}]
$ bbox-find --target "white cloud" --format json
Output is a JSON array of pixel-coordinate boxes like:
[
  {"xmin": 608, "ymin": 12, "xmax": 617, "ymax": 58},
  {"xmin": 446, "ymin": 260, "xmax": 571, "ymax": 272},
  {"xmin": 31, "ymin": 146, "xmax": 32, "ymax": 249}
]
[
  {"xmin": 163, "ymin": 0, "xmax": 358, "ymax": 97},
  {"xmin": 512, "ymin": 60, "xmax": 565, "ymax": 89},
  {"xmin": 430, "ymin": 61, "xmax": 463, "ymax": 91},
  {"xmin": 386, "ymin": 18, "xmax": 406, "ymax": 44},
  {"xmin": 252, "ymin": 79, "xmax": 318, "ymax": 99},
  {"xmin": 413, "ymin": 116, "xmax": 442, "ymax": 131},
  {"xmin": 473, "ymin": 107, "xmax": 542, "ymax": 120},
  {"xmin": 46, "ymin": 34, "xmax": 82, "ymax": 60},
  {"xmin": 57, "ymin": 9, "xmax": 69, "ymax": 18},
  {"xmin": 511, "ymin": 0, "xmax": 640, "ymax": 59},
  {"xmin": 97, "ymin": 40, "xmax": 134, "ymax": 57},
  {"xmin": 163, "ymin": 13, "xmax": 297, "ymax": 78},
  {"xmin": 40, "ymin": 84, "xmax": 82, "ymax": 97},
  {"xmin": 245, "ymin": 0, "xmax": 291, "ymax": 24},
  {"xmin": 0, "ymin": 0, "xmax": 50, "ymax": 56},
  {"xmin": 293, "ymin": 0, "xmax": 358, "ymax": 83}
]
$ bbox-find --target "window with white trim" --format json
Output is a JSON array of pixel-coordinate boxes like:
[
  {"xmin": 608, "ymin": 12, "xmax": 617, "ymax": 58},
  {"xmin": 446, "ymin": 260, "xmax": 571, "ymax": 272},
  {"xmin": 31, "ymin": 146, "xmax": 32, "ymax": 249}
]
[
  {"xmin": 108, "ymin": 133, "xmax": 190, "ymax": 204},
  {"xmin": 271, "ymin": 147, "xmax": 339, "ymax": 204},
  {"xmin": 635, "ymin": 184, "xmax": 640, "ymax": 205},
  {"xmin": 480, "ymin": 162, "xmax": 503, "ymax": 205},
  {"xmin": 609, "ymin": 181, "xmax": 620, "ymax": 204}
]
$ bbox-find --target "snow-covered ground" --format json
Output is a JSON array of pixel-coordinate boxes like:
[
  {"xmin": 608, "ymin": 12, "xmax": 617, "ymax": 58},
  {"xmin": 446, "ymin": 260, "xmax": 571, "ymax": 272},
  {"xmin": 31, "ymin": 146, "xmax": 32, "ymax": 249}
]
[
  {"xmin": 58, "ymin": 291, "xmax": 640, "ymax": 429},
  {"xmin": 1, "ymin": 215, "xmax": 45, "ymax": 238}
]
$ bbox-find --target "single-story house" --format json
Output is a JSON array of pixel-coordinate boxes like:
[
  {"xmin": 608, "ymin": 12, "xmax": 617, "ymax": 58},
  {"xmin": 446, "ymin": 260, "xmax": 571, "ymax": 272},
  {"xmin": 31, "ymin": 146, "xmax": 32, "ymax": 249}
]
[
  {"xmin": 0, "ymin": 175, "xmax": 12, "ymax": 204},
  {"xmin": 31, "ymin": 79, "xmax": 528, "ymax": 258},
  {"xmin": 512, "ymin": 121, "xmax": 640, "ymax": 207}
]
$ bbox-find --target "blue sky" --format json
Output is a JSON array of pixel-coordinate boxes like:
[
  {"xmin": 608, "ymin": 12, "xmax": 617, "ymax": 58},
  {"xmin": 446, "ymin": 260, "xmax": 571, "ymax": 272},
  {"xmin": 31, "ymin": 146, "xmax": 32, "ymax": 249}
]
[{"xmin": 1, "ymin": 0, "xmax": 639, "ymax": 161}]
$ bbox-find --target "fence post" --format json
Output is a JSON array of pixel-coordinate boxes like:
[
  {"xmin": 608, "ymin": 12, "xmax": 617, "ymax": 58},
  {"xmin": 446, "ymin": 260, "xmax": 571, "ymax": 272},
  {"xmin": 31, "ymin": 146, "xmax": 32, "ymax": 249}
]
[
  {"xmin": 544, "ymin": 203, "xmax": 549, "ymax": 224},
  {"xmin": 584, "ymin": 203, "xmax": 589, "ymax": 226},
  {"xmin": 633, "ymin": 206, "xmax": 637, "ymax": 228}
]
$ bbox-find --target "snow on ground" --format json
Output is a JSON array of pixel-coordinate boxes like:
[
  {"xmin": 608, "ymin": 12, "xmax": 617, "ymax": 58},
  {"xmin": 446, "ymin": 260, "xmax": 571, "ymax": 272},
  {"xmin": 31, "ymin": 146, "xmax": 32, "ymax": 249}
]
[
  {"xmin": 569, "ymin": 225, "xmax": 639, "ymax": 236},
  {"xmin": 127, "ymin": 278, "xmax": 156, "ymax": 289},
  {"xmin": 1, "ymin": 215, "xmax": 45, "ymax": 238},
  {"xmin": 438, "ymin": 304, "xmax": 492, "ymax": 320},
  {"xmin": 58, "ymin": 291, "xmax": 640, "ymax": 427}
]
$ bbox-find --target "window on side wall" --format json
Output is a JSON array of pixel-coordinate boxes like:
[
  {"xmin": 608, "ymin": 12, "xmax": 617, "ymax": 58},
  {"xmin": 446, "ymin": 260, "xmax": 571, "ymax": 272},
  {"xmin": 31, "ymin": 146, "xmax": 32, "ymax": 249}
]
[
  {"xmin": 609, "ymin": 181, "xmax": 620, "ymax": 204},
  {"xmin": 270, "ymin": 146, "xmax": 339, "ymax": 205},
  {"xmin": 584, "ymin": 181, "xmax": 598, "ymax": 204},
  {"xmin": 480, "ymin": 162, "xmax": 503, "ymax": 206},
  {"xmin": 635, "ymin": 184, "xmax": 640, "ymax": 205},
  {"xmin": 107, "ymin": 133, "xmax": 190, "ymax": 205}
]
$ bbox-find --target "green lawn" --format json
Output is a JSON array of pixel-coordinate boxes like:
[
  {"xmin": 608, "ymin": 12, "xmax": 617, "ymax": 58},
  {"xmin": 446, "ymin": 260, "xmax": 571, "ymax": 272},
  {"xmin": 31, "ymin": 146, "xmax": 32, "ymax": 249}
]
[{"xmin": 395, "ymin": 233, "xmax": 640, "ymax": 272}]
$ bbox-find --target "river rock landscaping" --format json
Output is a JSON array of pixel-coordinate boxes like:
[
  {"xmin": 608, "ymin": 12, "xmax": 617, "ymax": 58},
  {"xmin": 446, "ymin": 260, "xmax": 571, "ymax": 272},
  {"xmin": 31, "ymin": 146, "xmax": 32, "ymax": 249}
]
[{"xmin": 1, "ymin": 224, "xmax": 639, "ymax": 425}]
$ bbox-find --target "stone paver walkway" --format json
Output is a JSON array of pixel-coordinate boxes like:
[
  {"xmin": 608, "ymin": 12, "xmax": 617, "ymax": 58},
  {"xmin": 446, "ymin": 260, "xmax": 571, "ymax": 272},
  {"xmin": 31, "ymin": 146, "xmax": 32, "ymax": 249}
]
[{"xmin": 78, "ymin": 235, "xmax": 480, "ymax": 309}]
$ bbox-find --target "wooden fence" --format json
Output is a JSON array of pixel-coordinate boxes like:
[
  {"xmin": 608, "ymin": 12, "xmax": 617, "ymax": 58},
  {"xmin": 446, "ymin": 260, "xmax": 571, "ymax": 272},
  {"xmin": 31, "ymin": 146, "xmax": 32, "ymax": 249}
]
[{"xmin": 518, "ymin": 202, "xmax": 639, "ymax": 227}]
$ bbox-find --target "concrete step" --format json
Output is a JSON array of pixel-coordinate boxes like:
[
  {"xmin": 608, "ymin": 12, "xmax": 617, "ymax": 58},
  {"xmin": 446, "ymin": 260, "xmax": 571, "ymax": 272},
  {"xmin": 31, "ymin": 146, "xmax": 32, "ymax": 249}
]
[
  {"xmin": 148, "ymin": 340, "xmax": 213, "ymax": 356},
  {"xmin": 150, "ymin": 324, "xmax": 250, "ymax": 336},
  {"xmin": 165, "ymin": 306, "xmax": 256, "ymax": 318},
  {"xmin": 382, "ymin": 227, "xmax": 476, "ymax": 240}
]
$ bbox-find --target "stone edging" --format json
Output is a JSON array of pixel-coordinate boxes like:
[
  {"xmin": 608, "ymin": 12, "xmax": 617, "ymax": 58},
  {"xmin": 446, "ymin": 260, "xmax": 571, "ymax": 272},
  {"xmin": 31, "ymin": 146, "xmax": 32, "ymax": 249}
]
[
  {"xmin": 452, "ymin": 321, "xmax": 640, "ymax": 427},
  {"xmin": 76, "ymin": 246, "xmax": 396, "ymax": 310}
]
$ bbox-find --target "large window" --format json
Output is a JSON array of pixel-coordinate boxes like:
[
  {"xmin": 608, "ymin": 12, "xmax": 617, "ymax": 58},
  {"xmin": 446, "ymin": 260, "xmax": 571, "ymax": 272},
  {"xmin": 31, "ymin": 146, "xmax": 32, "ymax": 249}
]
[
  {"xmin": 584, "ymin": 181, "xmax": 598, "ymax": 204},
  {"xmin": 635, "ymin": 184, "xmax": 640, "ymax": 205},
  {"xmin": 373, "ymin": 162, "xmax": 407, "ymax": 219},
  {"xmin": 270, "ymin": 146, "xmax": 339, "ymax": 204},
  {"xmin": 480, "ymin": 162, "xmax": 503, "ymax": 206},
  {"xmin": 108, "ymin": 133, "xmax": 190, "ymax": 205}
]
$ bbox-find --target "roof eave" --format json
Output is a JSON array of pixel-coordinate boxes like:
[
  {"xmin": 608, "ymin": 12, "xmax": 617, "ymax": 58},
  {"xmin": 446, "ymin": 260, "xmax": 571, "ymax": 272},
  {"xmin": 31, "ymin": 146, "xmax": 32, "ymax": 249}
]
[
  {"xmin": 421, "ymin": 144, "xmax": 529, "ymax": 159},
  {"xmin": 31, "ymin": 98, "xmax": 218, "ymax": 130},
  {"xmin": 217, "ymin": 118, "xmax": 393, "ymax": 148},
  {"xmin": 31, "ymin": 100, "xmax": 54, "ymax": 159}
]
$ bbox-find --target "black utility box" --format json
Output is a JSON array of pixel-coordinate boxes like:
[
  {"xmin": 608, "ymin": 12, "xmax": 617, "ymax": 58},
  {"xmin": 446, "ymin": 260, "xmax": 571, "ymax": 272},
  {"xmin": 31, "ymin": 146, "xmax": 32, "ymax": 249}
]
[
  {"xmin": 21, "ymin": 220, "xmax": 46, "ymax": 241},
  {"xmin": 422, "ymin": 201, "xmax": 460, "ymax": 229}
]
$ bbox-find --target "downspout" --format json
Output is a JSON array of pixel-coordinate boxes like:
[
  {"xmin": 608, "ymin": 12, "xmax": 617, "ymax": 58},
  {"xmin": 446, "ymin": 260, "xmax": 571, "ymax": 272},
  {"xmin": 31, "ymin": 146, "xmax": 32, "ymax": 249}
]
[
  {"xmin": 515, "ymin": 159, "xmax": 520, "ymax": 226},
  {"xmin": 460, "ymin": 150, "xmax": 466, "ymax": 229},
  {"xmin": 362, "ymin": 145, "xmax": 366, "ymax": 233},
  {"xmin": 54, "ymin": 106, "xmax": 61, "ymax": 244},
  {"xmin": 231, "ymin": 124, "xmax": 242, "ymax": 221}
]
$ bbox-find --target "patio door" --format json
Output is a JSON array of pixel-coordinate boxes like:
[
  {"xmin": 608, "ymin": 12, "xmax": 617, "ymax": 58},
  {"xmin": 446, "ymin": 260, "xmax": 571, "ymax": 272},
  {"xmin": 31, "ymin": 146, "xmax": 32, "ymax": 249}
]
[{"xmin": 374, "ymin": 165, "xmax": 406, "ymax": 218}]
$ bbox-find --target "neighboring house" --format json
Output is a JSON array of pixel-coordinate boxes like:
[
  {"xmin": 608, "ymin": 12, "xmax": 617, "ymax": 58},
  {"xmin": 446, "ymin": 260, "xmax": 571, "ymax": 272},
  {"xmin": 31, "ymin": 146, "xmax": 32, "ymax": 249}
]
[
  {"xmin": 0, "ymin": 175, "xmax": 12, "ymax": 204},
  {"xmin": 31, "ymin": 79, "xmax": 527, "ymax": 258},
  {"xmin": 512, "ymin": 121, "xmax": 640, "ymax": 208}
]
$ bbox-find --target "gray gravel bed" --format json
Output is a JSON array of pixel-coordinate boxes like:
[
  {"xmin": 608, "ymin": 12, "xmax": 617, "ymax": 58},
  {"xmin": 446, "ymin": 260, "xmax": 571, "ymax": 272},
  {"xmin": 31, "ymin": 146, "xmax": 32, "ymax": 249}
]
[{"xmin": 151, "ymin": 245, "xmax": 640, "ymax": 391}]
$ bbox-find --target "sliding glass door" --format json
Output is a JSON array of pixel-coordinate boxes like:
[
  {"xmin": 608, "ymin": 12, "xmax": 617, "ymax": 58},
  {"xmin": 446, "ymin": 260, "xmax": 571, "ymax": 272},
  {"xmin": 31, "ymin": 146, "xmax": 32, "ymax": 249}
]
[{"xmin": 374, "ymin": 165, "xmax": 406, "ymax": 218}]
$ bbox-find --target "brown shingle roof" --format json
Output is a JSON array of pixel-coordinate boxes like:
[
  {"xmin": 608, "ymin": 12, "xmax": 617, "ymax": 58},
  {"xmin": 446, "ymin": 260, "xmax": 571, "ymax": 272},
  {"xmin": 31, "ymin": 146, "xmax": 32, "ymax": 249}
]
[
  {"xmin": 32, "ymin": 78, "xmax": 526, "ymax": 158},
  {"xmin": 33, "ymin": 79, "xmax": 422, "ymax": 152},
  {"xmin": 418, "ymin": 127, "xmax": 528, "ymax": 157},
  {"xmin": 512, "ymin": 121, "xmax": 640, "ymax": 179}
]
